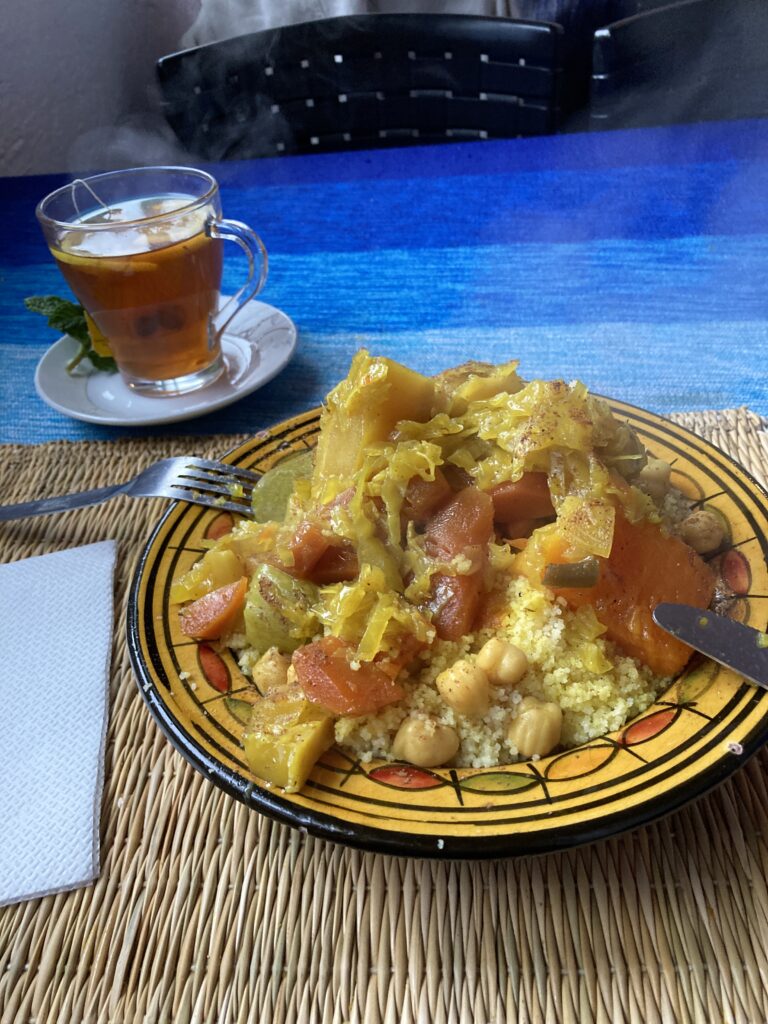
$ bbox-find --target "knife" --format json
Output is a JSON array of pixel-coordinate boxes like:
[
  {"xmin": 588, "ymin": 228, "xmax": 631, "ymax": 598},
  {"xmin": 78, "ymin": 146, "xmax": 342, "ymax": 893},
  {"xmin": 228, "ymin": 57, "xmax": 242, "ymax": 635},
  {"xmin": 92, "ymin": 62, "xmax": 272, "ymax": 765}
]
[{"xmin": 653, "ymin": 603, "xmax": 768, "ymax": 688}]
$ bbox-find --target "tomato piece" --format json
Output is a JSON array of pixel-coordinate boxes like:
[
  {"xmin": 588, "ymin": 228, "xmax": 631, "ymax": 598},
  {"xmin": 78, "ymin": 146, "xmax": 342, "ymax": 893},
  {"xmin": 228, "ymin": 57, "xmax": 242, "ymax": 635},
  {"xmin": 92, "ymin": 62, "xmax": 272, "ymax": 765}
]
[
  {"xmin": 401, "ymin": 469, "xmax": 453, "ymax": 525},
  {"xmin": 487, "ymin": 473, "xmax": 554, "ymax": 521},
  {"xmin": 309, "ymin": 544, "xmax": 359, "ymax": 584},
  {"xmin": 293, "ymin": 636, "xmax": 405, "ymax": 715},
  {"xmin": 180, "ymin": 577, "xmax": 248, "ymax": 640},
  {"xmin": 428, "ymin": 572, "xmax": 484, "ymax": 641},
  {"xmin": 424, "ymin": 487, "xmax": 494, "ymax": 559}
]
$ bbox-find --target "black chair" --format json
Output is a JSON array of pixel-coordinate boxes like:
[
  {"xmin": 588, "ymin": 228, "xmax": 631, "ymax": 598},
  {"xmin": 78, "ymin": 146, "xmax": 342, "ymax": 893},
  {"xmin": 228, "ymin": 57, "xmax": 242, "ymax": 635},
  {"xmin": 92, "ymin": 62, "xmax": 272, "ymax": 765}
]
[
  {"xmin": 157, "ymin": 14, "xmax": 564, "ymax": 159},
  {"xmin": 590, "ymin": 0, "xmax": 768, "ymax": 130}
]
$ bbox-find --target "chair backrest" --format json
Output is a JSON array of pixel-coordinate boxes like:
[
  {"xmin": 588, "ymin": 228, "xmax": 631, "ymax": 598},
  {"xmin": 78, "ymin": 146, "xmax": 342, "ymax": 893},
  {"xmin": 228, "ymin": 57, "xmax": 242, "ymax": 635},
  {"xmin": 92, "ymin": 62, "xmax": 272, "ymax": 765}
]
[
  {"xmin": 157, "ymin": 13, "xmax": 563, "ymax": 159},
  {"xmin": 590, "ymin": 0, "xmax": 768, "ymax": 130}
]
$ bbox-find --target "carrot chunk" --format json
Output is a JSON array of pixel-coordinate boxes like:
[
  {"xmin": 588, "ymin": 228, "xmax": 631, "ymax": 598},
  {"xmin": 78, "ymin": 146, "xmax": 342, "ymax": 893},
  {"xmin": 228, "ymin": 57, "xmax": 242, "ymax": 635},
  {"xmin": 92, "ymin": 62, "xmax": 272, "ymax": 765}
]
[
  {"xmin": 180, "ymin": 577, "xmax": 248, "ymax": 640},
  {"xmin": 424, "ymin": 487, "xmax": 494, "ymax": 640},
  {"xmin": 425, "ymin": 487, "xmax": 494, "ymax": 558},
  {"xmin": 309, "ymin": 544, "xmax": 359, "ymax": 584},
  {"xmin": 401, "ymin": 469, "xmax": 453, "ymax": 525},
  {"xmin": 293, "ymin": 636, "xmax": 405, "ymax": 715},
  {"xmin": 428, "ymin": 572, "xmax": 484, "ymax": 641},
  {"xmin": 288, "ymin": 521, "xmax": 330, "ymax": 577},
  {"xmin": 487, "ymin": 473, "xmax": 554, "ymax": 521}
]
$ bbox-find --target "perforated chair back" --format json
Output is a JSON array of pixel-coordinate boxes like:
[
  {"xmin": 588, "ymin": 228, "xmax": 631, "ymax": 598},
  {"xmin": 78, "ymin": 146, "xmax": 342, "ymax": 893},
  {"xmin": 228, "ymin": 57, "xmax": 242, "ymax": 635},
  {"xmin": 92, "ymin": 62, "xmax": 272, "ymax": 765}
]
[
  {"xmin": 157, "ymin": 14, "xmax": 563, "ymax": 159},
  {"xmin": 590, "ymin": 0, "xmax": 768, "ymax": 130}
]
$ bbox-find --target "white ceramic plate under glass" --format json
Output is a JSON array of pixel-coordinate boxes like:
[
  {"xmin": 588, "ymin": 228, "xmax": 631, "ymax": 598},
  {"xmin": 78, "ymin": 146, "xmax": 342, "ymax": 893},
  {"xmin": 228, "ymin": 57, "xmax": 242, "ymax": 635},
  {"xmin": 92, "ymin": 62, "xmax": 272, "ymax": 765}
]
[{"xmin": 34, "ymin": 299, "xmax": 297, "ymax": 427}]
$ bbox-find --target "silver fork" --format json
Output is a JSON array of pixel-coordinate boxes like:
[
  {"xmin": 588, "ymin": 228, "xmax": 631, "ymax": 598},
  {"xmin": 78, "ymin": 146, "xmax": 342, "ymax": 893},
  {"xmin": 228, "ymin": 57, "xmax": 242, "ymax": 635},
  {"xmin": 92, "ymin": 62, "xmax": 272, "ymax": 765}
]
[{"xmin": 0, "ymin": 457, "xmax": 261, "ymax": 521}]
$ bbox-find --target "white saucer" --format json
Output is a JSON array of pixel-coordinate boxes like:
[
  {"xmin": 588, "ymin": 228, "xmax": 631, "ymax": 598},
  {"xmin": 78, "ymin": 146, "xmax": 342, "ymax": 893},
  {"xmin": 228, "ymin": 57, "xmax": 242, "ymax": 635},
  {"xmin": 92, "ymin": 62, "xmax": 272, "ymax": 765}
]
[{"xmin": 34, "ymin": 300, "xmax": 297, "ymax": 427}]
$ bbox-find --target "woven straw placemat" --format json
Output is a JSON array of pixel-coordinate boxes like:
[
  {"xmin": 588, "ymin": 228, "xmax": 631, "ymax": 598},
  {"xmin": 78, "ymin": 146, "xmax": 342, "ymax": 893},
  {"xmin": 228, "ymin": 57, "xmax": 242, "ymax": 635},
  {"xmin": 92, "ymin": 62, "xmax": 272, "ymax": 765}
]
[{"xmin": 1, "ymin": 408, "xmax": 767, "ymax": 1024}]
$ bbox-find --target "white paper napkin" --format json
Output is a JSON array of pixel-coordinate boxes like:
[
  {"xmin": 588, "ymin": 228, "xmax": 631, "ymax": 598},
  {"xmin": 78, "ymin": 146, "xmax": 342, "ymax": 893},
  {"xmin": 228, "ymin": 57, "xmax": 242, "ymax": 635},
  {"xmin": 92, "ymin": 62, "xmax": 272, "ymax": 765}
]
[{"xmin": 0, "ymin": 540, "xmax": 117, "ymax": 907}]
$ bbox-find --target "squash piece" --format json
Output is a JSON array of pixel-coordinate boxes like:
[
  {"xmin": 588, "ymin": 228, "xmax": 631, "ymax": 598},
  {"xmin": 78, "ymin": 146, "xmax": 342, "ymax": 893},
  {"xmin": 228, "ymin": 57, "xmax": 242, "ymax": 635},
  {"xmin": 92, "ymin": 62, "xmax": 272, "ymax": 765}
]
[
  {"xmin": 243, "ymin": 699, "xmax": 335, "ymax": 792},
  {"xmin": 171, "ymin": 548, "xmax": 244, "ymax": 603},
  {"xmin": 312, "ymin": 350, "xmax": 435, "ymax": 498},
  {"xmin": 514, "ymin": 512, "xmax": 715, "ymax": 676},
  {"xmin": 250, "ymin": 448, "xmax": 314, "ymax": 522},
  {"xmin": 244, "ymin": 564, "xmax": 319, "ymax": 656}
]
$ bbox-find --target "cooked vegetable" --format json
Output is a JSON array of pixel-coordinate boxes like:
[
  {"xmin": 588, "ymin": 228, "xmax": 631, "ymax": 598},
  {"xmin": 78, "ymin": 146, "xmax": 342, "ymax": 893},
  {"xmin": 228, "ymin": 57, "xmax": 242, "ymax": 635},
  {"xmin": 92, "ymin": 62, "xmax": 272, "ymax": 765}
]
[
  {"xmin": 286, "ymin": 521, "xmax": 331, "ymax": 577},
  {"xmin": 679, "ymin": 509, "xmax": 726, "ymax": 554},
  {"xmin": 392, "ymin": 718, "xmax": 460, "ymax": 767},
  {"xmin": 243, "ymin": 565, "xmax": 318, "ymax": 655},
  {"xmin": 312, "ymin": 351, "xmax": 436, "ymax": 498},
  {"xmin": 432, "ymin": 359, "xmax": 523, "ymax": 415},
  {"xmin": 179, "ymin": 577, "xmax": 248, "ymax": 640},
  {"xmin": 475, "ymin": 639, "xmax": 529, "ymax": 687},
  {"xmin": 435, "ymin": 660, "xmax": 490, "ymax": 716},
  {"xmin": 243, "ymin": 698, "xmax": 335, "ymax": 791},
  {"xmin": 514, "ymin": 510, "xmax": 715, "ymax": 675},
  {"xmin": 249, "ymin": 647, "xmax": 293, "ymax": 696},
  {"xmin": 507, "ymin": 696, "xmax": 563, "ymax": 758},
  {"xmin": 171, "ymin": 548, "xmax": 244, "ymax": 603},
  {"xmin": 401, "ymin": 469, "xmax": 453, "ymax": 525},
  {"xmin": 595, "ymin": 418, "xmax": 647, "ymax": 479},
  {"xmin": 542, "ymin": 556, "xmax": 600, "ymax": 589},
  {"xmin": 636, "ymin": 457, "xmax": 672, "ymax": 502},
  {"xmin": 487, "ymin": 472, "xmax": 554, "ymax": 522},
  {"xmin": 427, "ymin": 572, "xmax": 485, "ymax": 642},
  {"xmin": 425, "ymin": 486, "xmax": 494, "ymax": 560},
  {"xmin": 293, "ymin": 636, "xmax": 405, "ymax": 715},
  {"xmin": 250, "ymin": 449, "xmax": 313, "ymax": 522}
]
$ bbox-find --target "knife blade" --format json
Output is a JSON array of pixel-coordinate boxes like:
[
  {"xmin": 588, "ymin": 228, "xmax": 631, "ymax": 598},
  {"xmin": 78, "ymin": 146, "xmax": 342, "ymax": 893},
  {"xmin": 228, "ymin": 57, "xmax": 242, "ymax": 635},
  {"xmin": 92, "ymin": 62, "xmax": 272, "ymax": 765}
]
[{"xmin": 653, "ymin": 603, "xmax": 768, "ymax": 689}]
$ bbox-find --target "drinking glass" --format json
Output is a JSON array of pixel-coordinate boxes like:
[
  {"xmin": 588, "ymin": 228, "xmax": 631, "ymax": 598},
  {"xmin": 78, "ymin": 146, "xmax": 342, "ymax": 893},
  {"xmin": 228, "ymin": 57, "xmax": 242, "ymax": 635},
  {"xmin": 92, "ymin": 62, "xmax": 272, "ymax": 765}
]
[{"xmin": 36, "ymin": 166, "xmax": 267, "ymax": 396}]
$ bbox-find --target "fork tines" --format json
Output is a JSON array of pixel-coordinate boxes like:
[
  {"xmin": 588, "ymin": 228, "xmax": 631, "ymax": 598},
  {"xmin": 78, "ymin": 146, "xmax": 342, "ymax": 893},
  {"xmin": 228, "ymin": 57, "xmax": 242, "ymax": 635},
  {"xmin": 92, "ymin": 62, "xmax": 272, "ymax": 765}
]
[{"xmin": 171, "ymin": 458, "xmax": 261, "ymax": 515}]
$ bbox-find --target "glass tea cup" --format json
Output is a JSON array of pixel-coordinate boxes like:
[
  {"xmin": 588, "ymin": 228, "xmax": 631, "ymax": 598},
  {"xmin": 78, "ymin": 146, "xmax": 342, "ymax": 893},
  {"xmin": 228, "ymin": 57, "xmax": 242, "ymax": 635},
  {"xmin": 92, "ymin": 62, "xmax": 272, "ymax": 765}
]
[{"xmin": 36, "ymin": 166, "xmax": 267, "ymax": 396}]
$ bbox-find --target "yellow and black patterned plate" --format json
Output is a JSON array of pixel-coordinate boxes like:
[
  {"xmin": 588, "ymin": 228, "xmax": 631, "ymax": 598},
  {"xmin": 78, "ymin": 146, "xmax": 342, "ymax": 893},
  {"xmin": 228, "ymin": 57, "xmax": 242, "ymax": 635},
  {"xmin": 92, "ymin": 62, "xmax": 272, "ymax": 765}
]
[{"xmin": 127, "ymin": 402, "xmax": 768, "ymax": 857}]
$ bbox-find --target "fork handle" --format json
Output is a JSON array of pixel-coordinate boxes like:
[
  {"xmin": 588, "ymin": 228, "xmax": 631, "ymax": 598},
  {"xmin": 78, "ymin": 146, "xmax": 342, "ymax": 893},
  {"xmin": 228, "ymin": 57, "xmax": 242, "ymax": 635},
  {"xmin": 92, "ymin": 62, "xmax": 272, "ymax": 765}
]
[{"xmin": 0, "ymin": 483, "xmax": 130, "ymax": 521}]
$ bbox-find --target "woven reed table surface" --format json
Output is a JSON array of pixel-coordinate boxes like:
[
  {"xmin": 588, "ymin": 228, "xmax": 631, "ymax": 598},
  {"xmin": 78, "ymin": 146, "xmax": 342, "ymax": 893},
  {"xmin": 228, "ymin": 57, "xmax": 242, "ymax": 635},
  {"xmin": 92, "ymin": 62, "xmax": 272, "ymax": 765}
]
[{"xmin": 1, "ymin": 408, "xmax": 767, "ymax": 1024}]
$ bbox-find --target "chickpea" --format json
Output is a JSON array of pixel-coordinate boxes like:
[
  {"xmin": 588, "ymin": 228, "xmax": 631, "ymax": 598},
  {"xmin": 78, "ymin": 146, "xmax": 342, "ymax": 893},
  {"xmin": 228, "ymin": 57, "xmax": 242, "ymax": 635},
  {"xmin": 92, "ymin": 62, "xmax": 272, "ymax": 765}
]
[
  {"xmin": 392, "ymin": 718, "xmax": 460, "ymax": 767},
  {"xmin": 251, "ymin": 647, "xmax": 293, "ymax": 696},
  {"xmin": 507, "ymin": 696, "xmax": 562, "ymax": 759},
  {"xmin": 436, "ymin": 660, "xmax": 490, "ymax": 716},
  {"xmin": 680, "ymin": 509, "xmax": 725, "ymax": 554},
  {"xmin": 637, "ymin": 458, "xmax": 672, "ymax": 502},
  {"xmin": 475, "ymin": 638, "xmax": 528, "ymax": 687}
]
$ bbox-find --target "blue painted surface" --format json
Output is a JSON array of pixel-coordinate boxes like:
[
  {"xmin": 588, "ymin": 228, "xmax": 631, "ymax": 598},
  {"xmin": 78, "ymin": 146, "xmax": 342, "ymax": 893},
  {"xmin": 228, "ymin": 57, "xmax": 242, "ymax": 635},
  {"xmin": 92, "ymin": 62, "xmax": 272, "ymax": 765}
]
[{"xmin": 1, "ymin": 120, "xmax": 767, "ymax": 443}]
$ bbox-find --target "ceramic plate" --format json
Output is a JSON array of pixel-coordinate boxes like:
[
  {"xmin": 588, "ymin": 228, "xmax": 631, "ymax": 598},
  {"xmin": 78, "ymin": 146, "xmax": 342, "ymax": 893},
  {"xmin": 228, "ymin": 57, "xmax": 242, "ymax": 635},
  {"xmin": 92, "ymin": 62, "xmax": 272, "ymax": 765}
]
[
  {"xmin": 35, "ymin": 300, "xmax": 297, "ymax": 426},
  {"xmin": 127, "ymin": 401, "xmax": 768, "ymax": 857}
]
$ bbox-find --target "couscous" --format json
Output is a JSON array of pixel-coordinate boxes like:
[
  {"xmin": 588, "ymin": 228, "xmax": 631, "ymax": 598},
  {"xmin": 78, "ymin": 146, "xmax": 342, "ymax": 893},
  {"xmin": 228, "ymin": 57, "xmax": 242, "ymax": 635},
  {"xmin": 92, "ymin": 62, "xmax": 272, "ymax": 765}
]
[{"xmin": 173, "ymin": 353, "xmax": 717, "ymax": 791}]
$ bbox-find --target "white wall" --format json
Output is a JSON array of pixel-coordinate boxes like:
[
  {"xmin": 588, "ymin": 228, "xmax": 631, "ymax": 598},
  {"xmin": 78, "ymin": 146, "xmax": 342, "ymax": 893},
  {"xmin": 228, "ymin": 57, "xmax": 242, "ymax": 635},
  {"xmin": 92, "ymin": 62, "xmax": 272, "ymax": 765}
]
[{"xmin": 0, "ymin": 0, "xmax": 198, "ymax": 176}]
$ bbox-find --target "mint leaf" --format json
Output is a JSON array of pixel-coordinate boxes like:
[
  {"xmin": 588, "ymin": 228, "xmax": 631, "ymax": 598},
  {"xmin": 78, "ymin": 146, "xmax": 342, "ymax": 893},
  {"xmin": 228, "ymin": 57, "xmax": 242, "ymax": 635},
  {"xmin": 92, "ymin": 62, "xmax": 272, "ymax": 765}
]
[
  {"xmin": 25, "ymin": 295, "xmax": 117, "ymax": 374},
  {"xmin": 25, "ymin": 295, "xmax": 90, "ymax": 345}
]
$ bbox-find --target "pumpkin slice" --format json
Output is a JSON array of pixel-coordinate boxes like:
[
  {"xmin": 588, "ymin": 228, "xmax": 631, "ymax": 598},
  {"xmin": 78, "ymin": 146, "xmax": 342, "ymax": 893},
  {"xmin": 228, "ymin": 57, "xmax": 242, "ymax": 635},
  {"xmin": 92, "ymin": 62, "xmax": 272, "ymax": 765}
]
[{"xmin": 514, "ymin": 511, "xmax": 715, "ymax": 676}]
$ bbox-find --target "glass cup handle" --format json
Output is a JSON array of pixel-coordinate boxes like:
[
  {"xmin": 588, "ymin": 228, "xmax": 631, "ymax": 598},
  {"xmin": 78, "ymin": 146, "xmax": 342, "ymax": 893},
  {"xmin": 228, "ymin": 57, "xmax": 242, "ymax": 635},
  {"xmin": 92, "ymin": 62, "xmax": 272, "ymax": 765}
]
[{"xmin": 209, "ymin": 218, "xmax": 268, "ymax": 340}]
